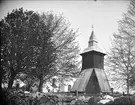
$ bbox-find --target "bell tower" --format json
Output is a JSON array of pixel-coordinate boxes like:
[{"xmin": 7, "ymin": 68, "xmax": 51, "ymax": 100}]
[
  {"xmin": 81, "ymin": 26, "xmax": 106, "ymax": 70},
  {"xmin": 72, "ymin": 26, "xmax": 111, "ymax": 94}
]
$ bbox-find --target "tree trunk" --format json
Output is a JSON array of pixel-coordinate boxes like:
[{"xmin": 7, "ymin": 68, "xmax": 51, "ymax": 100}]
[
  {"xmin": 0, "ymin": 71, "xmax": 2, "ymax": 91},
  {"xmin": 8, "ymin": 70, "xmax": 17, "ymax": 89},
  {"xmin": 127, "ymin": 78, "xmax": 130, "ymax": 95},
  {"xmin": 38, "ymin": 76, "xmax": 43, "ymax": 92}
]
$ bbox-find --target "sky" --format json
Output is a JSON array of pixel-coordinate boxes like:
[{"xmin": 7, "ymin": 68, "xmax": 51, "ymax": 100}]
[{"xmin": 0, "ymin": 0, "xmax": 130, "ymax": 53}]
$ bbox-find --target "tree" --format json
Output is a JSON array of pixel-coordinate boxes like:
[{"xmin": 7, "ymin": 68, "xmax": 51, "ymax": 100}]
[
  {"xmin": 42, "ymin": 12, "xmax": 80, "ymax": 85},
  {"xmin": 0, "ymin": 8, "xmax": 55, "ymax": 90},
  {"xmin": 106, "ymin": 0, "xmax": 135, "ymax": 94},
  {"xmin": 1, "ymin": 8, "xmax": 80, "ymax": 92},
  {"xmin": 26, "ymin": 13, "xmax": 57, "ymax": 92},
  {"xmin": 48, "ymin": 13, "xmax": 80, "ymax": 77},
  {"xmin": 1, "ymin": 8, "xmax": 36, "ymax": 89},
  {"xmin": 29, "ymin": 12, "xmax": 80, "ymax": 92},
  {"xmin": 118, "ymin": 0, "xmax": 135, "ymax": 39}
]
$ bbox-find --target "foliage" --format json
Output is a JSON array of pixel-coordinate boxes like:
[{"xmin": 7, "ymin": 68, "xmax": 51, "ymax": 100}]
[
  {"xmin": 106, "ymin": 0, "xmax": 135, "ymax": 94},
  {"xmin": 0, "ymin": 8, "xmax": 42, "ymax": 89},
  {"xmin": 22, "ymin": 12, "xmax": 57, "ymax": 92},
  {"xmin": 1, "ymin": 88, "xmax": 135, "ymax": 105},
  {"xmin": 1, "ymin": 7, "xmax": 80, "ymax": 92},
  {"xmin": 18, "ymin": 74, "xmax": 37, "ymax": 91},
  {"xmin": 25, "ymin": 12, "xmax": 80, "ymax": 92},
  {"xmin": 1, "ymin": 89, "xmax": 39, "ymax": 105}
]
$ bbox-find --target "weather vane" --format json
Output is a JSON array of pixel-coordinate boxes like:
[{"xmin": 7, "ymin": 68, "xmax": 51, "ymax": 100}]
[{"xmin": 92, "ymin": 25, "xmax": 94, "ymax": 31}]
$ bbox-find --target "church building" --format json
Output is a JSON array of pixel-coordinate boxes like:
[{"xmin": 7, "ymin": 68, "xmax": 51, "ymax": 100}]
[{"xmin": 72, "ymin": 27, "xmax": 111, "ymax": 94}]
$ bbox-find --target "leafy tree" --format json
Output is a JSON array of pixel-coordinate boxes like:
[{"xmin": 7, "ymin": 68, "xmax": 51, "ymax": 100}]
[
  {"xmin": 106, "ymin": 0, "xmax": 135, "ymax": 94},
  {"xmin": 26, "ymin": 13, "xmax": 57, "ymax": 92},
  {"xmin": 0, "ymin": 8, "xmax": 55, "ymax": 90},
  {"xmin": 1, "ymin": 8, "xmax": 80, "ymax": 92},
  {"xmin": 1, "ymin": 8, "xmax": 38, "ymax": 89}
]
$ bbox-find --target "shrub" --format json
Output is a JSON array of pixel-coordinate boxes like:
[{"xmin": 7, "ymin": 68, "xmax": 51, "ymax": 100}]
[{"xmin": 1, "ymin": 89, "xmax": 39, "ymax": 105}]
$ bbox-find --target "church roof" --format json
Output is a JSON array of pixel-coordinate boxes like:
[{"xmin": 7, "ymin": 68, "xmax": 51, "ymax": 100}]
[
  {"xmin": 72, "ymin": 68, "xmax": 93, "ymax": 92},
  {"xmin": 72, "ymin": 68, "xmax": 111, "ymax": 93},
  {"xmin": 81, "ymin": 43, "xmax": 105, "ymax": 55},
  {"xmin": 81, "ymin": 27, "xmax": 106, "ymax": 55}
]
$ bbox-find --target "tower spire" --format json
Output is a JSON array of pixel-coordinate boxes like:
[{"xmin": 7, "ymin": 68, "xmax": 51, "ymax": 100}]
[
  {"xmin": 88, "ymin": 25, "xmax": 98, "ymax": 47},
  {"xmin": 92, "ymin": 25, "xmax": 94, "ymax": 31},
  {"xmin": 81, "ymin": 25, "xmax": 106, "ymax": 55}
]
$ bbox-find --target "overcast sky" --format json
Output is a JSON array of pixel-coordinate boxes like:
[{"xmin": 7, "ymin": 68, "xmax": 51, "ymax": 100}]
[{"xmin": 0, "ymin": 0, "xmax": 130, "ymax": 53}]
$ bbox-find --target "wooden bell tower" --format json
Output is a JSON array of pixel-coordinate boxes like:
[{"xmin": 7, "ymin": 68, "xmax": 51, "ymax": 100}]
[
  {"xmin": 72, "ymin": 26, "xmax": 111, "ymax": 94},
  {"xmin": 81, "ymin": 27, "xmax": 106, "ymax": 70}
]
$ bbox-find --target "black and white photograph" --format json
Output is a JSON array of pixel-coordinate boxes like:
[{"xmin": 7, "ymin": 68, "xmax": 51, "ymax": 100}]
[{"xmin": 0, "ymin": 0, "xmax": 135, "ymax": 105}]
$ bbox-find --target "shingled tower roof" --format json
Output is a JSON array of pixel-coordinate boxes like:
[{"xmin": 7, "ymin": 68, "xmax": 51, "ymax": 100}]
[{"xmin": 81, "ymin": 26, "xmax": 106, "ymax": 55}]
